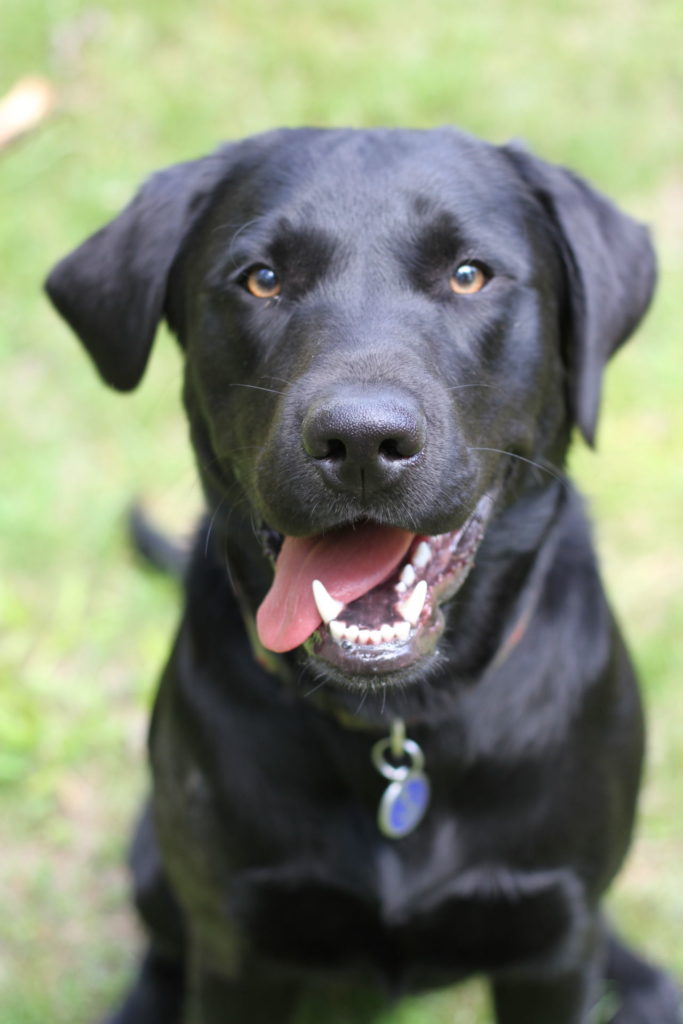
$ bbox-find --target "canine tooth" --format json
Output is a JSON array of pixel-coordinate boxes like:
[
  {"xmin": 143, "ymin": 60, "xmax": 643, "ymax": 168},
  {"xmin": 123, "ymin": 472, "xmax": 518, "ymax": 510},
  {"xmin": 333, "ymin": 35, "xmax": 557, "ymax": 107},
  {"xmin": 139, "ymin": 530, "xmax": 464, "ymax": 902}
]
[
  {"xmin": 398, "ymin": 579, "xmax": 428, "ymax": 626},
  {"xmin": 358, "ymin": 629, "xmax": 371, "ymax": 645},
  {"xmin": 394, "ymin": 620, "xmax": 411, "ymax": 641},
  {"xmin": 400, "ymin": 564, "xmax": 416, "ymax": 587},
  {"xmin": 395, "ymin": 581, "xmax": 407, "ymax": 594},
  {"xmin": 380, "ymin": 623, "xmax": 395, "ymax": 643},
  {"xmin": 312, "ymin": 579, "xmax": 345, "ymax": 624},
  {"xmin": 345, "ymin": 624, "xmax": 360, "ymax": 642},
  {"xmin": 412, "ymin": 540, "xmax": 432, "ymax": 569},
  {"xmin": 369, "ymin": 629, "xmax": 383, "ymax": 645},
  {"xmin": 329, "ymin": 620, "xmax": 346, "ymax": 643}
]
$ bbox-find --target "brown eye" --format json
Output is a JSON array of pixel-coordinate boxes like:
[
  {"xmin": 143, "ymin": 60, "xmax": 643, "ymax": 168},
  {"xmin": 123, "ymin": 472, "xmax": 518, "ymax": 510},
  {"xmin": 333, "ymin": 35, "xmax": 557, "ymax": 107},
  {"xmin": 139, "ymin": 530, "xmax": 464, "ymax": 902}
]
[
  {"xmin": 245, "ymin": 265, "xmax": 281, "ymax": 299},
  {"xmin": 450, "ymin": 263, "xmax": 488, "ymax": 295}
]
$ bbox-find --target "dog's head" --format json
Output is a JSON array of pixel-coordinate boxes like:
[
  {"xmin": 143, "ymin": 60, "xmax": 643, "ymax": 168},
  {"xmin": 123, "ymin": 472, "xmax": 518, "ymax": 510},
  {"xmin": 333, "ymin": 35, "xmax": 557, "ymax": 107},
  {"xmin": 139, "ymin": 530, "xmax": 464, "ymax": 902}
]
[{"xmin": 46, "ymin": 128, "xmax": 655, "ymax": 688}]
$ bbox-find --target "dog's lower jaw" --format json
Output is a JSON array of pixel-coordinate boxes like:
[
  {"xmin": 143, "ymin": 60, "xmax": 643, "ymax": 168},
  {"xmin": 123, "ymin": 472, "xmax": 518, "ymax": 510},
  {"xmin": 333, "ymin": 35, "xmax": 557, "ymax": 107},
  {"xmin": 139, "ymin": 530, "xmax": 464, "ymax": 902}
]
[
  {"xmin": 303, "ymin": 643, "xmax": 448, "ymax": 698},
  {"xmin": 304, "ymin": 583, "xmax": 456, "ymax": 690}
]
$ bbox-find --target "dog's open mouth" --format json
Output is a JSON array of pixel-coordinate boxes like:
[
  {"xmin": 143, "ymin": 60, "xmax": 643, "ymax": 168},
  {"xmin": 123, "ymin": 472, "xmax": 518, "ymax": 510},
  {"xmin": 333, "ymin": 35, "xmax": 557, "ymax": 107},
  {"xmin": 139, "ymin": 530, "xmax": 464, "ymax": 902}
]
[{"xmin": 256, "ymin": 495, "xmax": 493, "ymax": 675}]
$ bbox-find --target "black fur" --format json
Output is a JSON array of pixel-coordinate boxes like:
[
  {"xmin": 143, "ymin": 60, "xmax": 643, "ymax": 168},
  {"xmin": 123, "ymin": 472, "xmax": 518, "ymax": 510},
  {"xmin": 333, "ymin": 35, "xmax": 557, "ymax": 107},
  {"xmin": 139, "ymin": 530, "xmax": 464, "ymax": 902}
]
[{"xmin": 45, "ymin": 127, "xmax": 678, "ymax": 1023}]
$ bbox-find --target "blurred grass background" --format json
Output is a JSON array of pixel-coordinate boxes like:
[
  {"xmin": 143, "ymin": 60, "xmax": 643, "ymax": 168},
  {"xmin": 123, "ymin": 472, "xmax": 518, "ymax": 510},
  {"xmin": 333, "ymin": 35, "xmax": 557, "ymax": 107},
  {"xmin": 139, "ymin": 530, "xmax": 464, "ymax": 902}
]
[{"xmin": 0, "ymin": 0, "xmax": 681, "ymax": 1021}]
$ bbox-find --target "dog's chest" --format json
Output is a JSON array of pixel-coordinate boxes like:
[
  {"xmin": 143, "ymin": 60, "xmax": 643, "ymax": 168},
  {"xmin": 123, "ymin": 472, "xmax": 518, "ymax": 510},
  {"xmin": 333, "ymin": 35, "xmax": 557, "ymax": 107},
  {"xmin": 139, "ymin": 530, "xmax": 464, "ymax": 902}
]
[
  {"xmin": 231, "ymin": 818, "xmax": 580, "ymax": 988},
  {"xmin": 154, "ymin": 685, "xmax": 585, "ymax": 987}
]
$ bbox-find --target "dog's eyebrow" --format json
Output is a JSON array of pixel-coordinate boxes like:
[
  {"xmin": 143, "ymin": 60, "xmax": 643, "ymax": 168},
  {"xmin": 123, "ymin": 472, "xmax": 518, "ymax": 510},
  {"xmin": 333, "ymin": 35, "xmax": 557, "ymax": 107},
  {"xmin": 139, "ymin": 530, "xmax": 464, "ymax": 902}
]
[
  {"xmin": 269, "ymin": 221, "xmax": 338, "ymax": 270},
  {"xmin": 220, "ymin": 216, "xmax": 338, "ymax": 274},
  {"xmin": 409, "ymin": 211, "xmax": 468, "ymax": 263}
]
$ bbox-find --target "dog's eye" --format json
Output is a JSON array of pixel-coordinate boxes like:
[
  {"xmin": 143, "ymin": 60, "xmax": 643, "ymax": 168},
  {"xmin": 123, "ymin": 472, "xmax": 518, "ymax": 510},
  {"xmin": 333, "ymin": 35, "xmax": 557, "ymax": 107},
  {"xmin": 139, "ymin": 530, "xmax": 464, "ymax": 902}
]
[
  {"xmin": 450, "ymin": 263, "xmax": 488, "ymax": 295},
  {"xmin": 244, "ymin": 266, "xmax": 281, "ymax": 299}
]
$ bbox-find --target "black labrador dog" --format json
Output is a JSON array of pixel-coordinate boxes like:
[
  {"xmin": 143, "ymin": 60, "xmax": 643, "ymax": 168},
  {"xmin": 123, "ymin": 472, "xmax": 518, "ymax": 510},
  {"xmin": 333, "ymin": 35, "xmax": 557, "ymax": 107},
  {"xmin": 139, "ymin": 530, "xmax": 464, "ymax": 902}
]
[{"xmin": 45, "ymin": 127, "xmax": 680, "ymax": 1024}]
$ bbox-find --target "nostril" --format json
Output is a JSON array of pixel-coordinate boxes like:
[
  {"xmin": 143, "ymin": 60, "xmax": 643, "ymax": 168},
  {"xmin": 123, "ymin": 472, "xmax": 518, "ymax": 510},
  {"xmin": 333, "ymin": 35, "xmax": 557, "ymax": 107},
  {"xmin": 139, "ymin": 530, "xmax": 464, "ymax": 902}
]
[
  {"xmin": 302, "ymin": 428, "xmax": 347, "ymax": 461},
  {"xmin": 321, "ymin": 438, "xmax": 346, "ymax": 462},
  {"xmin": 307, "ymin": 433, "xmax": 419, "ymax": 464},
  {"xmin": 379, "ymin": 438, "xmax": 408, "ymax": 461},
  {"xmin": 379, "ymin": 431, "xmax": 423, "ymax": 461}
]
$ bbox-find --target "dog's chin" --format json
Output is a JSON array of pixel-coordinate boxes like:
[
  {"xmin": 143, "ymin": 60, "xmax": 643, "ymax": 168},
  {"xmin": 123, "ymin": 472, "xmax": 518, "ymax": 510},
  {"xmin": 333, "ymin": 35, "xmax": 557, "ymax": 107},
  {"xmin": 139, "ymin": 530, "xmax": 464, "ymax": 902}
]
[
  {"xmin": 299, "ymin": 495, "xmax": 493, "ymax": 690},
  {"xmin": 302, "ymin": 637, "xmax": 446, "ymax": 694}
]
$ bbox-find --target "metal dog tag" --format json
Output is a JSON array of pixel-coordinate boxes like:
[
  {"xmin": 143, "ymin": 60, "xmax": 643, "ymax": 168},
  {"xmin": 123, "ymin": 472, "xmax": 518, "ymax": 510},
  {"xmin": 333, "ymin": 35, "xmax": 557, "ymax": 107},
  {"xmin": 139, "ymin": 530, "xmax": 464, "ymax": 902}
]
[{"xmin": 372, "ymin": 724, "xmax": 431, "ymax": 839}]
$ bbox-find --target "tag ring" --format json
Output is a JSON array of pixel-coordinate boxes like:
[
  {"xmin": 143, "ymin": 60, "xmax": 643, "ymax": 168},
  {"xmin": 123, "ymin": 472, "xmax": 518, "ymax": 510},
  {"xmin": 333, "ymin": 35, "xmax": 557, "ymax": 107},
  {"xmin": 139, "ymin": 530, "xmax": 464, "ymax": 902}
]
[{"xmin": 371, "ymin": 736, "xmax": 425, "ymax": 781}]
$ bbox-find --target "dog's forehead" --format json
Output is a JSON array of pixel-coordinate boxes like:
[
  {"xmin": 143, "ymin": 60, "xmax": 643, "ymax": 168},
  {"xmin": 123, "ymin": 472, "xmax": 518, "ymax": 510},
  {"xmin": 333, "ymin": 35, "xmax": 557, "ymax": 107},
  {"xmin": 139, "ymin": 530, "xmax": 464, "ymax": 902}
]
[{"xmin": 216, "ymin": 128, "xmax": 535, "ymax": 243}]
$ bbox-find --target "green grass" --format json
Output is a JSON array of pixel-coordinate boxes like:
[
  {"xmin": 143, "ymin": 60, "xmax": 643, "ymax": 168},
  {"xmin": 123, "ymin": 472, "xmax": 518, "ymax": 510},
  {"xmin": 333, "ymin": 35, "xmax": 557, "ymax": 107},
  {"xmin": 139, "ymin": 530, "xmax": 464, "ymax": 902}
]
[{"xmin": 1, "ymin": 0, "xmax": 682, "ymax": 1020}]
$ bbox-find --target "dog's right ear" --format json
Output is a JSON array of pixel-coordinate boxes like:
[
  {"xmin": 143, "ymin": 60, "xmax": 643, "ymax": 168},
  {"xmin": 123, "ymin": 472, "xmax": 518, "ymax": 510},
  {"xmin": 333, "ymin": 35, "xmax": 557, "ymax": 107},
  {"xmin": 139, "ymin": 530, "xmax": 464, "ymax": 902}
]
[{"xmin": 45, "ymin": 152, "xmax": 229, "ymax": 391}]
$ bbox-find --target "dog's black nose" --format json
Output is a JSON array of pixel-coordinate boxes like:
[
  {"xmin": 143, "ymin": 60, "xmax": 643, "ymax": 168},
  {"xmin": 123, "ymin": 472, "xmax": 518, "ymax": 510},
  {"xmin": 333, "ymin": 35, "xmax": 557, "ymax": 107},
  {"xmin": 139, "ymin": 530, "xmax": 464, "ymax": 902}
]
[{"xmin": 302, "ymin": 387, "xmax": 426, "ymax": 495}]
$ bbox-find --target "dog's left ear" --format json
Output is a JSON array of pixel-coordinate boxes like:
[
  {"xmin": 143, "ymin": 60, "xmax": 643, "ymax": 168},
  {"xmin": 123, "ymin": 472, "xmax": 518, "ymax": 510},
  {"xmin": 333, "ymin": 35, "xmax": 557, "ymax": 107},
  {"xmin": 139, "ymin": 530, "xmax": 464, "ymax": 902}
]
[
  {"xmin": 502, "ymin": 144, "xmax": 656, "ymax": 446},
  {"xmin": 45, "ymin": 152, "xmax": 230, "ymax": 391}
]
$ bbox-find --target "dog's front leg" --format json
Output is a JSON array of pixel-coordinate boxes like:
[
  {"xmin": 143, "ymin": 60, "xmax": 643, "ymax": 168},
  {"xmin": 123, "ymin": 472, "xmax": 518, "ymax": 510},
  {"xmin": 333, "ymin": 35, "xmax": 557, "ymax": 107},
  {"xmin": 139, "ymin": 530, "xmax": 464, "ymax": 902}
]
[
  {"xmin": 491, "ymin": 960, "xmax": 604, "ymax": 1024},
  {"xmin": 186, "ymin": 954, "xmax": 301, "ymax": 1024}
]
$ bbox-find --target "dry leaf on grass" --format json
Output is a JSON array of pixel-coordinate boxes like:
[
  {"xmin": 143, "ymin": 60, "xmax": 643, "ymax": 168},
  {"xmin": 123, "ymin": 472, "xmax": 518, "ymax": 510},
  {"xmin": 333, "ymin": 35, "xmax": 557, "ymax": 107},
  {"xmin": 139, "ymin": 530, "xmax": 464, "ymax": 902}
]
[{"xmin": 0, "ymin": 75, "xmax": 56, "ymax": 150}]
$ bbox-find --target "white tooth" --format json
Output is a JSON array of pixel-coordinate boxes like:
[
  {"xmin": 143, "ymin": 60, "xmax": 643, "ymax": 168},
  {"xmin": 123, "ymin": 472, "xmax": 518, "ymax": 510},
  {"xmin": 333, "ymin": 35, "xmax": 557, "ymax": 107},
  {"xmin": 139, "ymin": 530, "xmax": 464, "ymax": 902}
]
[
  {"xmin": 380, "ymin": 623, "xmax": 395, "ymax": 643},
  {"xmin": 358, "ymin": 629, "xmax": 371, "ymax": 645},
  {"xmin": 369, "ymin": 629, "xmax": 383, "ymax": 645},
  {"xmin": 394, "ymin": 620, "xmax": 411, "ymax": 641},
  {"xmin": 398, "ymin": 579, "xmax": 428, "ymax": 626},
  {"xmin": 345, "ymin": 624, "xmax": 360, "ymax": 642},
  {"xmin": 329, "ymin": 620, "xmax": 346, "ymax": 643},
  {"xmin": 395, "ymin": 581, "xmax": 407, "ymax": 594},
  {"xmin": 412, "ymin": 540, "xmax": 432, "ymax": 569},
  {"xmin": 400, "ymin": 563, "xmax": 416, "ymax": 586},
  {"xmin": 312, "ymin": 579, "xmax": 345, "ymax": 624}
]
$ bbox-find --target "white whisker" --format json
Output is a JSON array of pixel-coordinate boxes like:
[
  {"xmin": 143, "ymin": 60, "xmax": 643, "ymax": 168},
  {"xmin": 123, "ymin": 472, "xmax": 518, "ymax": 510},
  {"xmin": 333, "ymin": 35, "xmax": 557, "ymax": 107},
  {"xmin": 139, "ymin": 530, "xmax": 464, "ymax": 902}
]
[{"xmin": 467, "ymin": 446, "xmax": 566, "ymax": 484}]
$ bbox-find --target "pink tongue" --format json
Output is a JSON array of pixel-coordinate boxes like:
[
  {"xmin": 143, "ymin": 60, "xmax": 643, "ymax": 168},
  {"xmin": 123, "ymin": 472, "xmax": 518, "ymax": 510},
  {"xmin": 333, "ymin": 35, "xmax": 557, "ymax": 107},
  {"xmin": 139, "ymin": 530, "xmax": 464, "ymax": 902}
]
[{"xmin": 256, "ymin": 523, "xmax": 415, "ymax": 653}]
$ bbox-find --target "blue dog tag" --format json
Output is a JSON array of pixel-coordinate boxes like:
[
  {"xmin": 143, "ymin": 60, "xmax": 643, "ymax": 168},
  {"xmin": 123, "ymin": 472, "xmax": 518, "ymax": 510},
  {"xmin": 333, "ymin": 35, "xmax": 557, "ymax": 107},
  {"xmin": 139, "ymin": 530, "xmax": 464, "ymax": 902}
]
[
  {"xmin": 372, "ymin": 724, "xmax": 431, "ymax": 840},
  {"xmin": 378, "ymin": 772, "xmax": 431, "ymax": 839}
]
